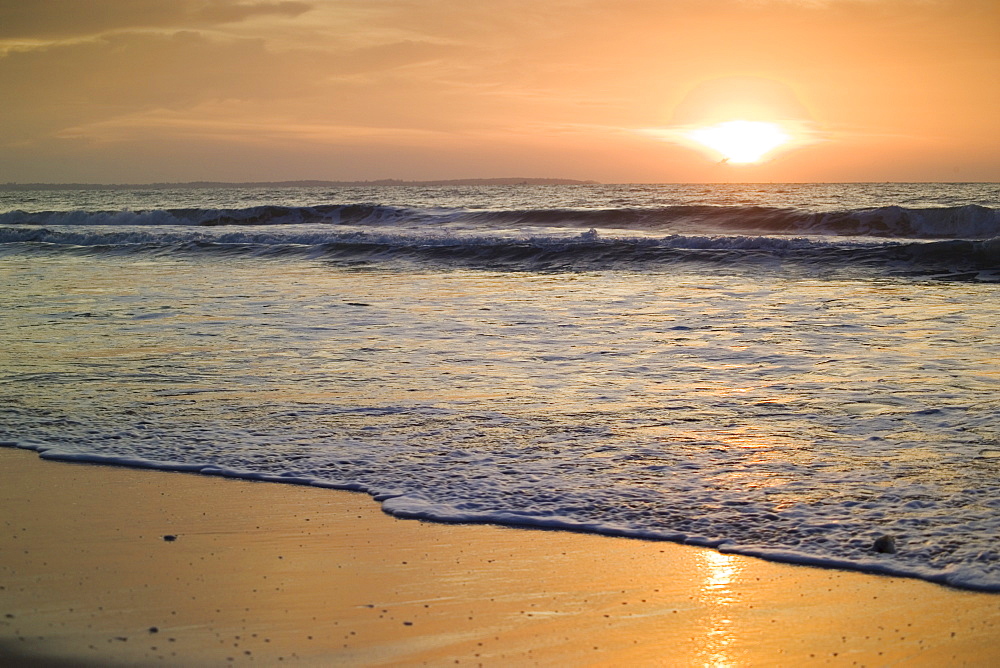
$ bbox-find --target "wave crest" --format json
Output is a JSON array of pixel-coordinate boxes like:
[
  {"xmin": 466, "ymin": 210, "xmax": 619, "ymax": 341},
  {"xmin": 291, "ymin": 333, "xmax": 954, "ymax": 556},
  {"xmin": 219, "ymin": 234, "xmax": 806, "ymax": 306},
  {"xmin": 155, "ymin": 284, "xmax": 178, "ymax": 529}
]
[
  {"xmin": 1, "ymin": 203, "xmax": 997, "ymax": 239},
  {"xmin": 2, "ymin": 225, "xmax": 998, "ymax": 280}
]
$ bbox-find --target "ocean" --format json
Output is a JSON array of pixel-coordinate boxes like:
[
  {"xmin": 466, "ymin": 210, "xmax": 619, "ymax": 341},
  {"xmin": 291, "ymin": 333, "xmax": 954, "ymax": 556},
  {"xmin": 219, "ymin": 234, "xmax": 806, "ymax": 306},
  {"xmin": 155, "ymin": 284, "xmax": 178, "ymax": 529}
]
[{"xmin": 1, "ymin": 183, "xmax": 998, "ymax": 591}]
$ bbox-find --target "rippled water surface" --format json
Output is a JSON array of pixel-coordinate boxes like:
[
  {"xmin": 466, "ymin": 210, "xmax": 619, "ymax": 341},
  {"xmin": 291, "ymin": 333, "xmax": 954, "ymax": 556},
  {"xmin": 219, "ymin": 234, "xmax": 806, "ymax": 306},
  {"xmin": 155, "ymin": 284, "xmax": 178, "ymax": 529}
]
[{"xmin": 2, "ymin": 184, "xmax": 999, "ymax": 590}]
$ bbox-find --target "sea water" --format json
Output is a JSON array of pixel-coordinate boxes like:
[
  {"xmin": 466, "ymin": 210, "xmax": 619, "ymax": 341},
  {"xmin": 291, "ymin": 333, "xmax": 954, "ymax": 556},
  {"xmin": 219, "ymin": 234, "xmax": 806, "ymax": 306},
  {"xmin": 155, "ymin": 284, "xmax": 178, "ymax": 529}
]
[{"xmin": 1, "ymin": 183, "xmax": 998, "ymax": 590}]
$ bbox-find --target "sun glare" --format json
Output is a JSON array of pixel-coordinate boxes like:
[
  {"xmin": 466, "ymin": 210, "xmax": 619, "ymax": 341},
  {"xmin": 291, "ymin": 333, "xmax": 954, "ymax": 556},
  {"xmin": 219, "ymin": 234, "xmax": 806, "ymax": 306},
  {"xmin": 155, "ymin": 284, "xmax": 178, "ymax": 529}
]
[{"xmin": 685, "ymin": 120, "xmax": 791, "ymax": 164}]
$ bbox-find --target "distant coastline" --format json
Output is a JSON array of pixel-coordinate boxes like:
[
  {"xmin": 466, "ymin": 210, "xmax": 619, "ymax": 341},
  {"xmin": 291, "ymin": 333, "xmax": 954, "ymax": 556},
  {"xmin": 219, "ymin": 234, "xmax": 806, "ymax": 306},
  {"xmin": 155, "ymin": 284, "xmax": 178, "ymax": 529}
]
[{"xmin": 0, "ymin": 178, "xmax": 599, "ymax": 191}]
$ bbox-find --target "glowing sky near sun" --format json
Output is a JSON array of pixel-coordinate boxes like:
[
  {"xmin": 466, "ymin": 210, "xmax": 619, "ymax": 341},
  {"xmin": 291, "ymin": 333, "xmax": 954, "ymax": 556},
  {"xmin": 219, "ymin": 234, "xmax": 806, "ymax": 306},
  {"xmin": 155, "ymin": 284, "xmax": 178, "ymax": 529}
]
[{"xmin": 0, "ymin": 0, "xmax": 997, "ymax": 183}]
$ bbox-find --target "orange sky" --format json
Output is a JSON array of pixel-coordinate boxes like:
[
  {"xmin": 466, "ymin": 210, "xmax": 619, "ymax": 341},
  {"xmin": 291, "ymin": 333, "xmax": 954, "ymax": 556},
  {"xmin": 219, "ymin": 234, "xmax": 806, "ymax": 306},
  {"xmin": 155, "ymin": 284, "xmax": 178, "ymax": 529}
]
[{"xmin": 1, "ymin": 0, "xmax": 997, "ymax": 183}]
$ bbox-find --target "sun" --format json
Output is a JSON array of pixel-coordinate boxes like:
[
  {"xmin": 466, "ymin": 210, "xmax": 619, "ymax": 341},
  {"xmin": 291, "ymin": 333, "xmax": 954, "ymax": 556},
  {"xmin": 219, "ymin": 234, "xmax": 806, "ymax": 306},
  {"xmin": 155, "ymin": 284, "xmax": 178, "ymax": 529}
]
[{"xmin": 685, "ymin": 120, "xmax": 792, "ymax": 164}]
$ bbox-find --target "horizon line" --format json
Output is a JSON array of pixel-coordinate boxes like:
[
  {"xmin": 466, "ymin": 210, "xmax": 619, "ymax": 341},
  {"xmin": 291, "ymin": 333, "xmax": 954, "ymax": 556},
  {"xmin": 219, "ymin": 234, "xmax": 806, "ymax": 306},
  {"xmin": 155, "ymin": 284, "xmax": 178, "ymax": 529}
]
[{"xmin": 3, "ymin": 178, "xmax": 998, "ymax": 191}]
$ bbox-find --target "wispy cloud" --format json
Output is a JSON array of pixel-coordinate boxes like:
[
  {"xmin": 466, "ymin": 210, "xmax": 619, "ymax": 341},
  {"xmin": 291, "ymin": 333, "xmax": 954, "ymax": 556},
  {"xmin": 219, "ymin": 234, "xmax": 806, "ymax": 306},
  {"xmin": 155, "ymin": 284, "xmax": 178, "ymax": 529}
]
[{"xmin": 0, "ymin": 1, "xmax": 313, "ymax": 40}]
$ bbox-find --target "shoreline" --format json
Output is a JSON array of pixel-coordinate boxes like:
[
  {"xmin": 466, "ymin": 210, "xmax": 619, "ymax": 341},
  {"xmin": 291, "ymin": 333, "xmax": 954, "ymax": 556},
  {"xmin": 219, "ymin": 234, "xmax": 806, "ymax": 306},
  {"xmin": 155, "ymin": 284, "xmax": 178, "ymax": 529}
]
[{"xmin": 2, "ymin": 447, "xmax": 998, "ymax": 666}]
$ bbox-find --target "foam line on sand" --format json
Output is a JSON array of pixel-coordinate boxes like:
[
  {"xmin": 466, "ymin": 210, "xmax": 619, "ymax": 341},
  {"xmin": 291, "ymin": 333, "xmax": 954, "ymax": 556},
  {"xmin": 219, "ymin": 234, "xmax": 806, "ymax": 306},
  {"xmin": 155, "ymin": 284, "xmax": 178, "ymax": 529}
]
[{"xmin": 1, "ymin": 447, "xmax": 997, "ymax": 666}]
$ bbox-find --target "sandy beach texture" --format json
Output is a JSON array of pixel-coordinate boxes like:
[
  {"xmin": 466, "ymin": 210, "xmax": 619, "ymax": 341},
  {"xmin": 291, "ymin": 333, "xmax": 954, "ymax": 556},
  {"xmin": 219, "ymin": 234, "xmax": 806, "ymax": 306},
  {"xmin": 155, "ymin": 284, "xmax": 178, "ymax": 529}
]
[{"xmin": 1, "ymin": 447, "xmax": 997, "ymax": 666}]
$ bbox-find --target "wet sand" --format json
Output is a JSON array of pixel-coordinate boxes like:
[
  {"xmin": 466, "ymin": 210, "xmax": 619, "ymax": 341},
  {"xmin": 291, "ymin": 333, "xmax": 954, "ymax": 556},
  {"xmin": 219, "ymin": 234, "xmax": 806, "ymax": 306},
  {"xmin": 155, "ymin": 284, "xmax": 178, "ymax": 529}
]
[{"xmin": 1, "ymin": 447, "xmax": 998, "ymax": 666}]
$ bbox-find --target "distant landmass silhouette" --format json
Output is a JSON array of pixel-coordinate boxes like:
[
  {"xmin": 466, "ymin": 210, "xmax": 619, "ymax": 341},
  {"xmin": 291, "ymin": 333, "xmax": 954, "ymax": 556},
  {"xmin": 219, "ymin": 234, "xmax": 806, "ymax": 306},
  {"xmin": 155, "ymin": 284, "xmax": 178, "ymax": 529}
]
[{"xmin": 1, "ymin": 178, "xmax": 599, "ymax": 191}]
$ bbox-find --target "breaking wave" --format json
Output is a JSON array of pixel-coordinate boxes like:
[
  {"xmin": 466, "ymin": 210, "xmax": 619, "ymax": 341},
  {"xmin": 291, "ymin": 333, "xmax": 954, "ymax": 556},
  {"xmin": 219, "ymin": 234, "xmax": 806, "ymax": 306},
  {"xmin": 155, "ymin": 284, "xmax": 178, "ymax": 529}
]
[
  {"xmin": 1, "ymin": 224, "xmax": 998, "ymax": 280},
  {"xmin": 1, "ymin": 203, "xmax": 998, "ymax": 239}
]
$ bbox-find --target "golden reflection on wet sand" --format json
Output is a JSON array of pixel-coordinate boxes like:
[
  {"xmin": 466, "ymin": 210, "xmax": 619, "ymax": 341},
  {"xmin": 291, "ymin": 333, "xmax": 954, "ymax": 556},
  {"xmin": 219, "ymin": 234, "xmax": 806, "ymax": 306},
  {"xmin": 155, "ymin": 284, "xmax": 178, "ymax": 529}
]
[{"xmin": 696, "ymin": 550, "xmax": 743, "ymax": 667}]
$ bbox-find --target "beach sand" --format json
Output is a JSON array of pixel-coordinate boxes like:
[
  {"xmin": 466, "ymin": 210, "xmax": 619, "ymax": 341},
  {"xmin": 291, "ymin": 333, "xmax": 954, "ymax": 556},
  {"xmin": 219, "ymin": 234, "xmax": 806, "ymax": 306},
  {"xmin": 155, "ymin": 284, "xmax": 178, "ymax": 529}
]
[{"xmin": 1, "ymin": 447, "xmax": 997, "ymax": 666}]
